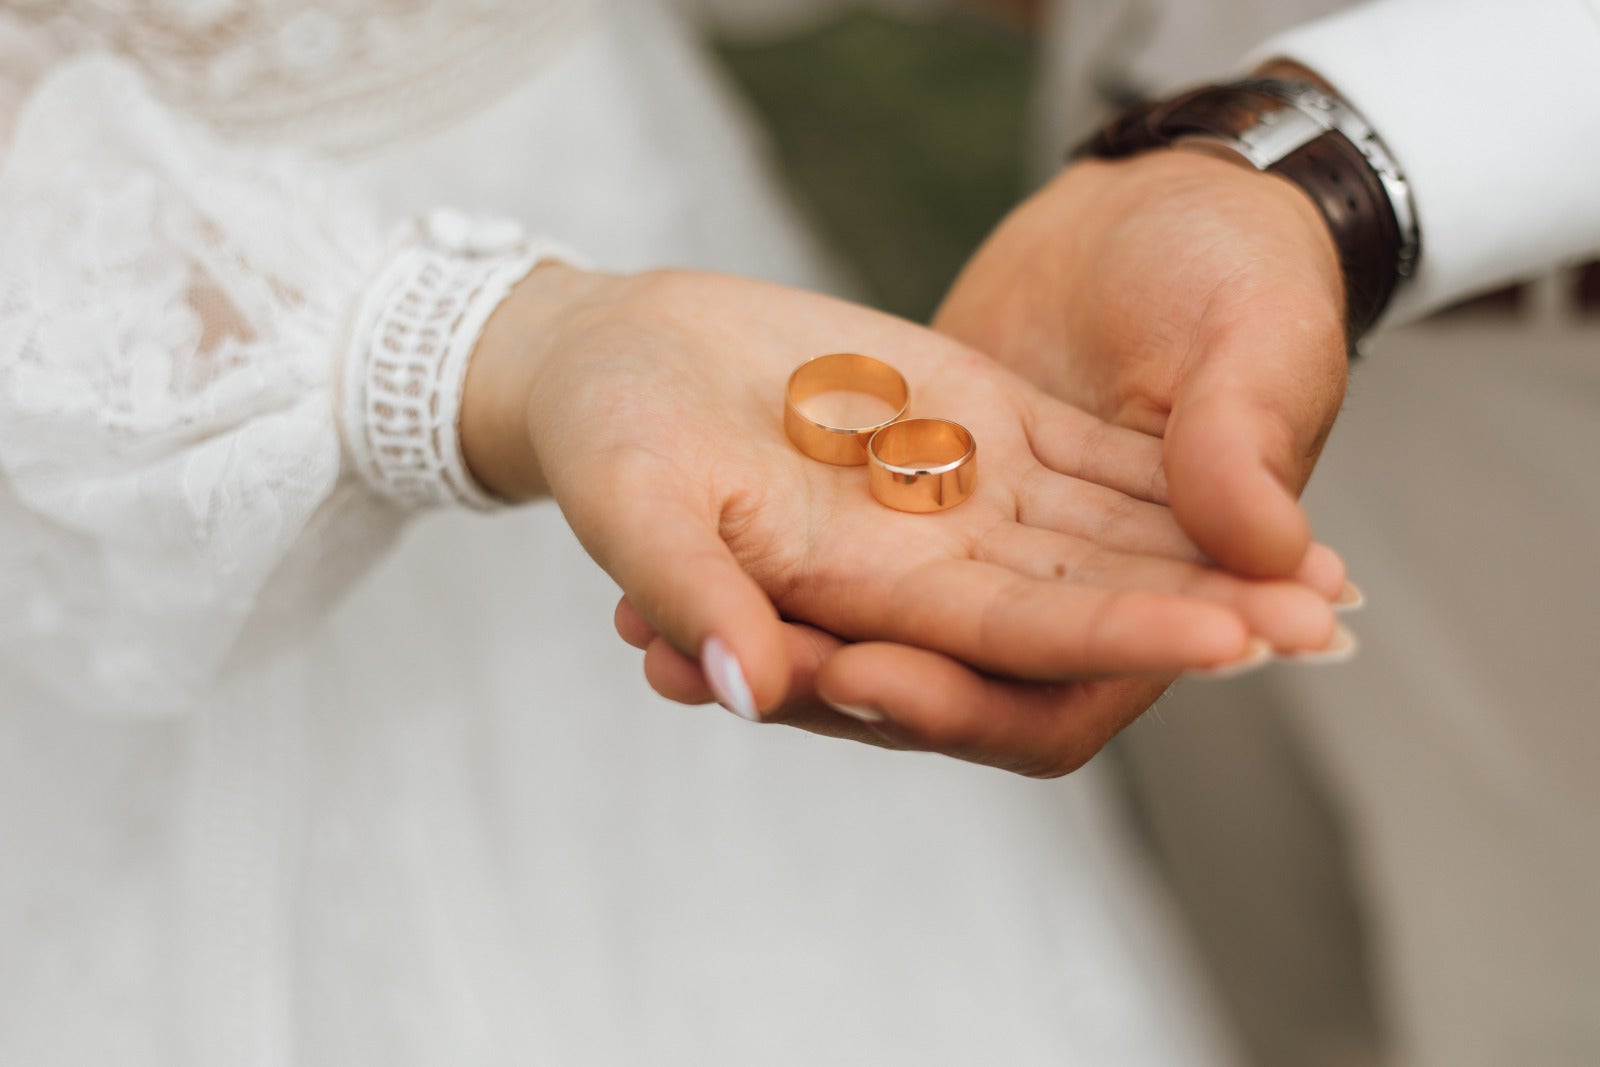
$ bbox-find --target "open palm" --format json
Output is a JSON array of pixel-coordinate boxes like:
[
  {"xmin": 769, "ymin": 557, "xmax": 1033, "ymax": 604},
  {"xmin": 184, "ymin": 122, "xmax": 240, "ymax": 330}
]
[{"xmin": 528, "ymin": 269, "xmax": 1336, "ymax": 734}]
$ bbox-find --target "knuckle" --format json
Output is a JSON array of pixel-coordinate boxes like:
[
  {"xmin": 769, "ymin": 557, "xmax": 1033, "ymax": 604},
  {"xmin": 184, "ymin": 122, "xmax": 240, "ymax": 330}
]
[
  {"xmin": 1076, "ymin": 588, "xmax": 1125, "ymax": 661},
  {"xmin": 1091, "ymin": 487, "xmax": 1140, "ymax": 541},
  {"xmin": 1144, "ymin": 449, "xmax": 1169, "ymax": 503}
]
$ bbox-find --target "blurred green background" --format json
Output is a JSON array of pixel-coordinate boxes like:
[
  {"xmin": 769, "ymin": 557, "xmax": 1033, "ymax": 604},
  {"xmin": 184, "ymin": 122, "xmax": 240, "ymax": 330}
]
[{"xmin": 716, "ymin": 10, "xmax": 1039, "ymax": 321}]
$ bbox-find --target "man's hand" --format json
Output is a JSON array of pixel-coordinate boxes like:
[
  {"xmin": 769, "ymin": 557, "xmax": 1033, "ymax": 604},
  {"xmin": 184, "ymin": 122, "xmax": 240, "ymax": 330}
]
[{"xmin": 936, "ymin": 149, "xmax": 1349, "ymax": 580}]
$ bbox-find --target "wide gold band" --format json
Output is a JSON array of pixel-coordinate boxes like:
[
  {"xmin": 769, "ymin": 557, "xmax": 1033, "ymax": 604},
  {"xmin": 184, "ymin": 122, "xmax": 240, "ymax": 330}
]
[
  {"xmin": 868, "ymin": 418, "xmax": 978, "ymax": 513},
  {"xmin": 784, "ymin": 353, "xmax": 910, "ymax": 466}
]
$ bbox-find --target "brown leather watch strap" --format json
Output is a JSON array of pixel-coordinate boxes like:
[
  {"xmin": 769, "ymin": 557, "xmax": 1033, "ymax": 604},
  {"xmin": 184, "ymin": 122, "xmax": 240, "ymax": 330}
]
[
  {"xmin": 1274, "ymin": 135, "xmax": 1403, "ymax": 341},
  {"xmin": 1079, "ymin": 80, "xmax": 1412, "ymax": 341}
]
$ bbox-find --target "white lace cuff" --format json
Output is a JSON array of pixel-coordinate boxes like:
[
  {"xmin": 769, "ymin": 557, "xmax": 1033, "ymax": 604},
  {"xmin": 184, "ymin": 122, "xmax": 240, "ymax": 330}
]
[{"xmin": 341, "ymin": 209, "xmax": 577, "ymax": 510}]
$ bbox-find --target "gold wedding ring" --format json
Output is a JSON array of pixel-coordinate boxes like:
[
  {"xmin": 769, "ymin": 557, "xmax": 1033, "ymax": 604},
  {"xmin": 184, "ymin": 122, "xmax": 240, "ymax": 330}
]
[
  {"xmin": 868, "ymin": 418, "xmax": 978, "ymax": 513},
  {"xmin": 784, "ymin": 353, "xmax": 910, "ymax": 466}
]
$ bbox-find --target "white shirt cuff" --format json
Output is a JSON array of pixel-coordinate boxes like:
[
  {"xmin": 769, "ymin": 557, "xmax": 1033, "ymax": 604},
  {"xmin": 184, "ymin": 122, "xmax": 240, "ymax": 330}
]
[{"xmin": 1249, "ymin": 0, "xmax": 1600, "ymax": 324}]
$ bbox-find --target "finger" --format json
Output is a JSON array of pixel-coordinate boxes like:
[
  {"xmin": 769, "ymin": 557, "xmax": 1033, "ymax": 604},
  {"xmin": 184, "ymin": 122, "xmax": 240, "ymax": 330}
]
[
  {"xmin": 1016, "ymin": 468, "xmax": 1202, "ymax": 563},
  {"xmin": 975, "ymin": 523, "xmax": 1336, "ymax": 651},
  {"xmin": 642, "ymin": 620, "xmax": 833, "ymax": 707},
  {"xmin": 1164, "ymin": 309, "xmax": 1347, "ymax": 578},
  {"xmin": 1022, "ymin": 393, "xmax": 1170, "ymax": 504},
  {"xmin": 642, "ymin": 635, "xmax": 715, "ymax": 703},
  {"xmin": 1296, "ymin": 542, "xmax": 1348, "ymax": 601},
  {"xmin": 587, "ymin": 492, "xmax": 789, "ymax": 718},
  {"xmin": 875, "ymin": 558, "xmax": 1252, "ymax": 679},
  {"xmin": 641, "ymin": 624, "xmax": 892, "ymax": 746},
  {"xmin": 816, "ymin": 642, "xmax": 1172, "ymax": 777},
  {"xmin": 613, "ymin": 596, "xmax": 657, "ymax": 650}
]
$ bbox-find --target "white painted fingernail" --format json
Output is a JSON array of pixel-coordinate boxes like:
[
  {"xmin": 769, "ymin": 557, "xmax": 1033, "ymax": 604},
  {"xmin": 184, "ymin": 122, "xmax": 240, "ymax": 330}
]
[
  {"xmin": 826, "ymin": 700, "xmax": 885, "ymax": 724},
  {"xmin": 1334, "ymin": 580, "xmax": 1366, "ymax": 613},
  {"xmin": 1288, "ymin": 623, "xmax": 1359, "ymax": 665},
  {"xmin": 1189, "ymin": 637, "xmax": 1274, "ymax": 681},
  {"xmin": 702, "ymin": 637, "xmax": 759, "ymax": 722}
]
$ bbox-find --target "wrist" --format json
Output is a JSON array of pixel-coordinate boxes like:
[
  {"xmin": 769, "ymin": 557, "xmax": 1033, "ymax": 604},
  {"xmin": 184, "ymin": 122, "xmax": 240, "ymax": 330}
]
[
  {"xmin": 342, "ymin": 219, "xmax": 570, "ymax": 512},
  {"xmin": 1166, "ymin": 151, "xmax": 1346, "ymax": 313},
  {"xmin": 1060, "ymin": 151, "xmax": 1344, "ymax": 312},
  {"xmin": 461, "ymin": 260, "xmax": 615, "ymax": 503},
  {"xmin": 1076, "ymin": 71, "xmax": 1417, "ymax": 340}
]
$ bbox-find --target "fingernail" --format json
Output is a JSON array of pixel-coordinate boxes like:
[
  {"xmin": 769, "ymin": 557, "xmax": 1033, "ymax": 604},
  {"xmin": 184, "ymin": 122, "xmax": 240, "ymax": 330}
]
[
  {"xmin": 1334, "ymin": 580, "xmax": 1366, "ymax": 613},
  {"xmin": 825, "ymin": 700, "xmax": 885, "ymax": 724},
  {"xmin": 1288, "ymin": 623, "xmax": 1359, "ymax": 665},
  {"xmin": 701, "ymin": 636, "xmax": 759, "ymax": 722},
  {"xmin": 1189, "ymin": 637, "xmax": 1274, "ymax": 681}
]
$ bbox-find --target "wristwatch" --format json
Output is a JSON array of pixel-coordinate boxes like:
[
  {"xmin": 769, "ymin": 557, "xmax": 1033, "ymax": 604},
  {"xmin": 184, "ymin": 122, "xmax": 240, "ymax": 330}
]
[{"xmin": 1078, "ymin": 76, "xmax": 1420, "ymax": 341}]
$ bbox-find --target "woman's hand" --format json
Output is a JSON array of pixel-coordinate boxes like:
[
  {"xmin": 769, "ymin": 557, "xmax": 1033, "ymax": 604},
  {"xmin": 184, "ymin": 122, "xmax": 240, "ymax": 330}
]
[{"xmin": 463, "ymin": 264, "xmax": 1338, "ymax": 725}]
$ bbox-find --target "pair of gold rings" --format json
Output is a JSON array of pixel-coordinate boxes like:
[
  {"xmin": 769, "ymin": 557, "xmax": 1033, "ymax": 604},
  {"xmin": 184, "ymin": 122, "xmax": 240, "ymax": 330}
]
[{"xmin": 783, "ymin": 353, "xmax": 977, "ymax": 513}]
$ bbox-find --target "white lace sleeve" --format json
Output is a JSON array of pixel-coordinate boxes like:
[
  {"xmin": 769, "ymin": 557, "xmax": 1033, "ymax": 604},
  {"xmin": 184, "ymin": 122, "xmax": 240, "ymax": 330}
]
[{"xmin": 0, "ymin": 56, "xmax": 562, "ymax": 714}]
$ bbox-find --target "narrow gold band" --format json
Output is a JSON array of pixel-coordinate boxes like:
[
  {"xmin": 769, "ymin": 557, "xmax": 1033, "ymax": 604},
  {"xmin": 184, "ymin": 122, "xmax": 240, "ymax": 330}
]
[
  {"xmin": 868, "ymin": 418, "xmax": 978, "ymax": 513},
  {"xmin": 784, "ymin": 353, "xmax": 910, "ymax": 466}
]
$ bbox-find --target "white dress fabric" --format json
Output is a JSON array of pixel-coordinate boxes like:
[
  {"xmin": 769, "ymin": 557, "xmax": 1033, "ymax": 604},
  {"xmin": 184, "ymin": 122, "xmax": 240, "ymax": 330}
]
[{"xmin": 0, "ymin": 2, "xmax": 1236, "ymax": 1064}]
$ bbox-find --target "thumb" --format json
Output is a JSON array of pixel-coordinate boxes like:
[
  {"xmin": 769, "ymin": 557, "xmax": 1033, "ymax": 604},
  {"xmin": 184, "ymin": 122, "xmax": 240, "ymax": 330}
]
[
  {"xmin": 1163, "ymin": 309, "xmax": 1347, "ymax": 579},
  {"xmin": 586, "ymin": 495, "xmax": 789, "ymax": 721}
]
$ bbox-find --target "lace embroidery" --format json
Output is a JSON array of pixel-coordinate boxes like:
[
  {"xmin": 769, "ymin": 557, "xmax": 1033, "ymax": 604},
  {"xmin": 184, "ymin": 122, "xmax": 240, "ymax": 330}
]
[
  {"xmin": 341, "ymin": 210, "xmax": 570, "ymax": 511},
  {"xmin": 0, "ymin": 0, "xmax": 595, "ymax": 152}
]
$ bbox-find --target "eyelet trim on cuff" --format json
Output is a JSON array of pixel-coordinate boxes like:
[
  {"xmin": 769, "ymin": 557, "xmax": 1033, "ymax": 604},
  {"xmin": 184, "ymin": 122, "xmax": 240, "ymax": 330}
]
[{"xmin": 341, "ymin": 210, "xmax": 577, "ymax": 511}]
